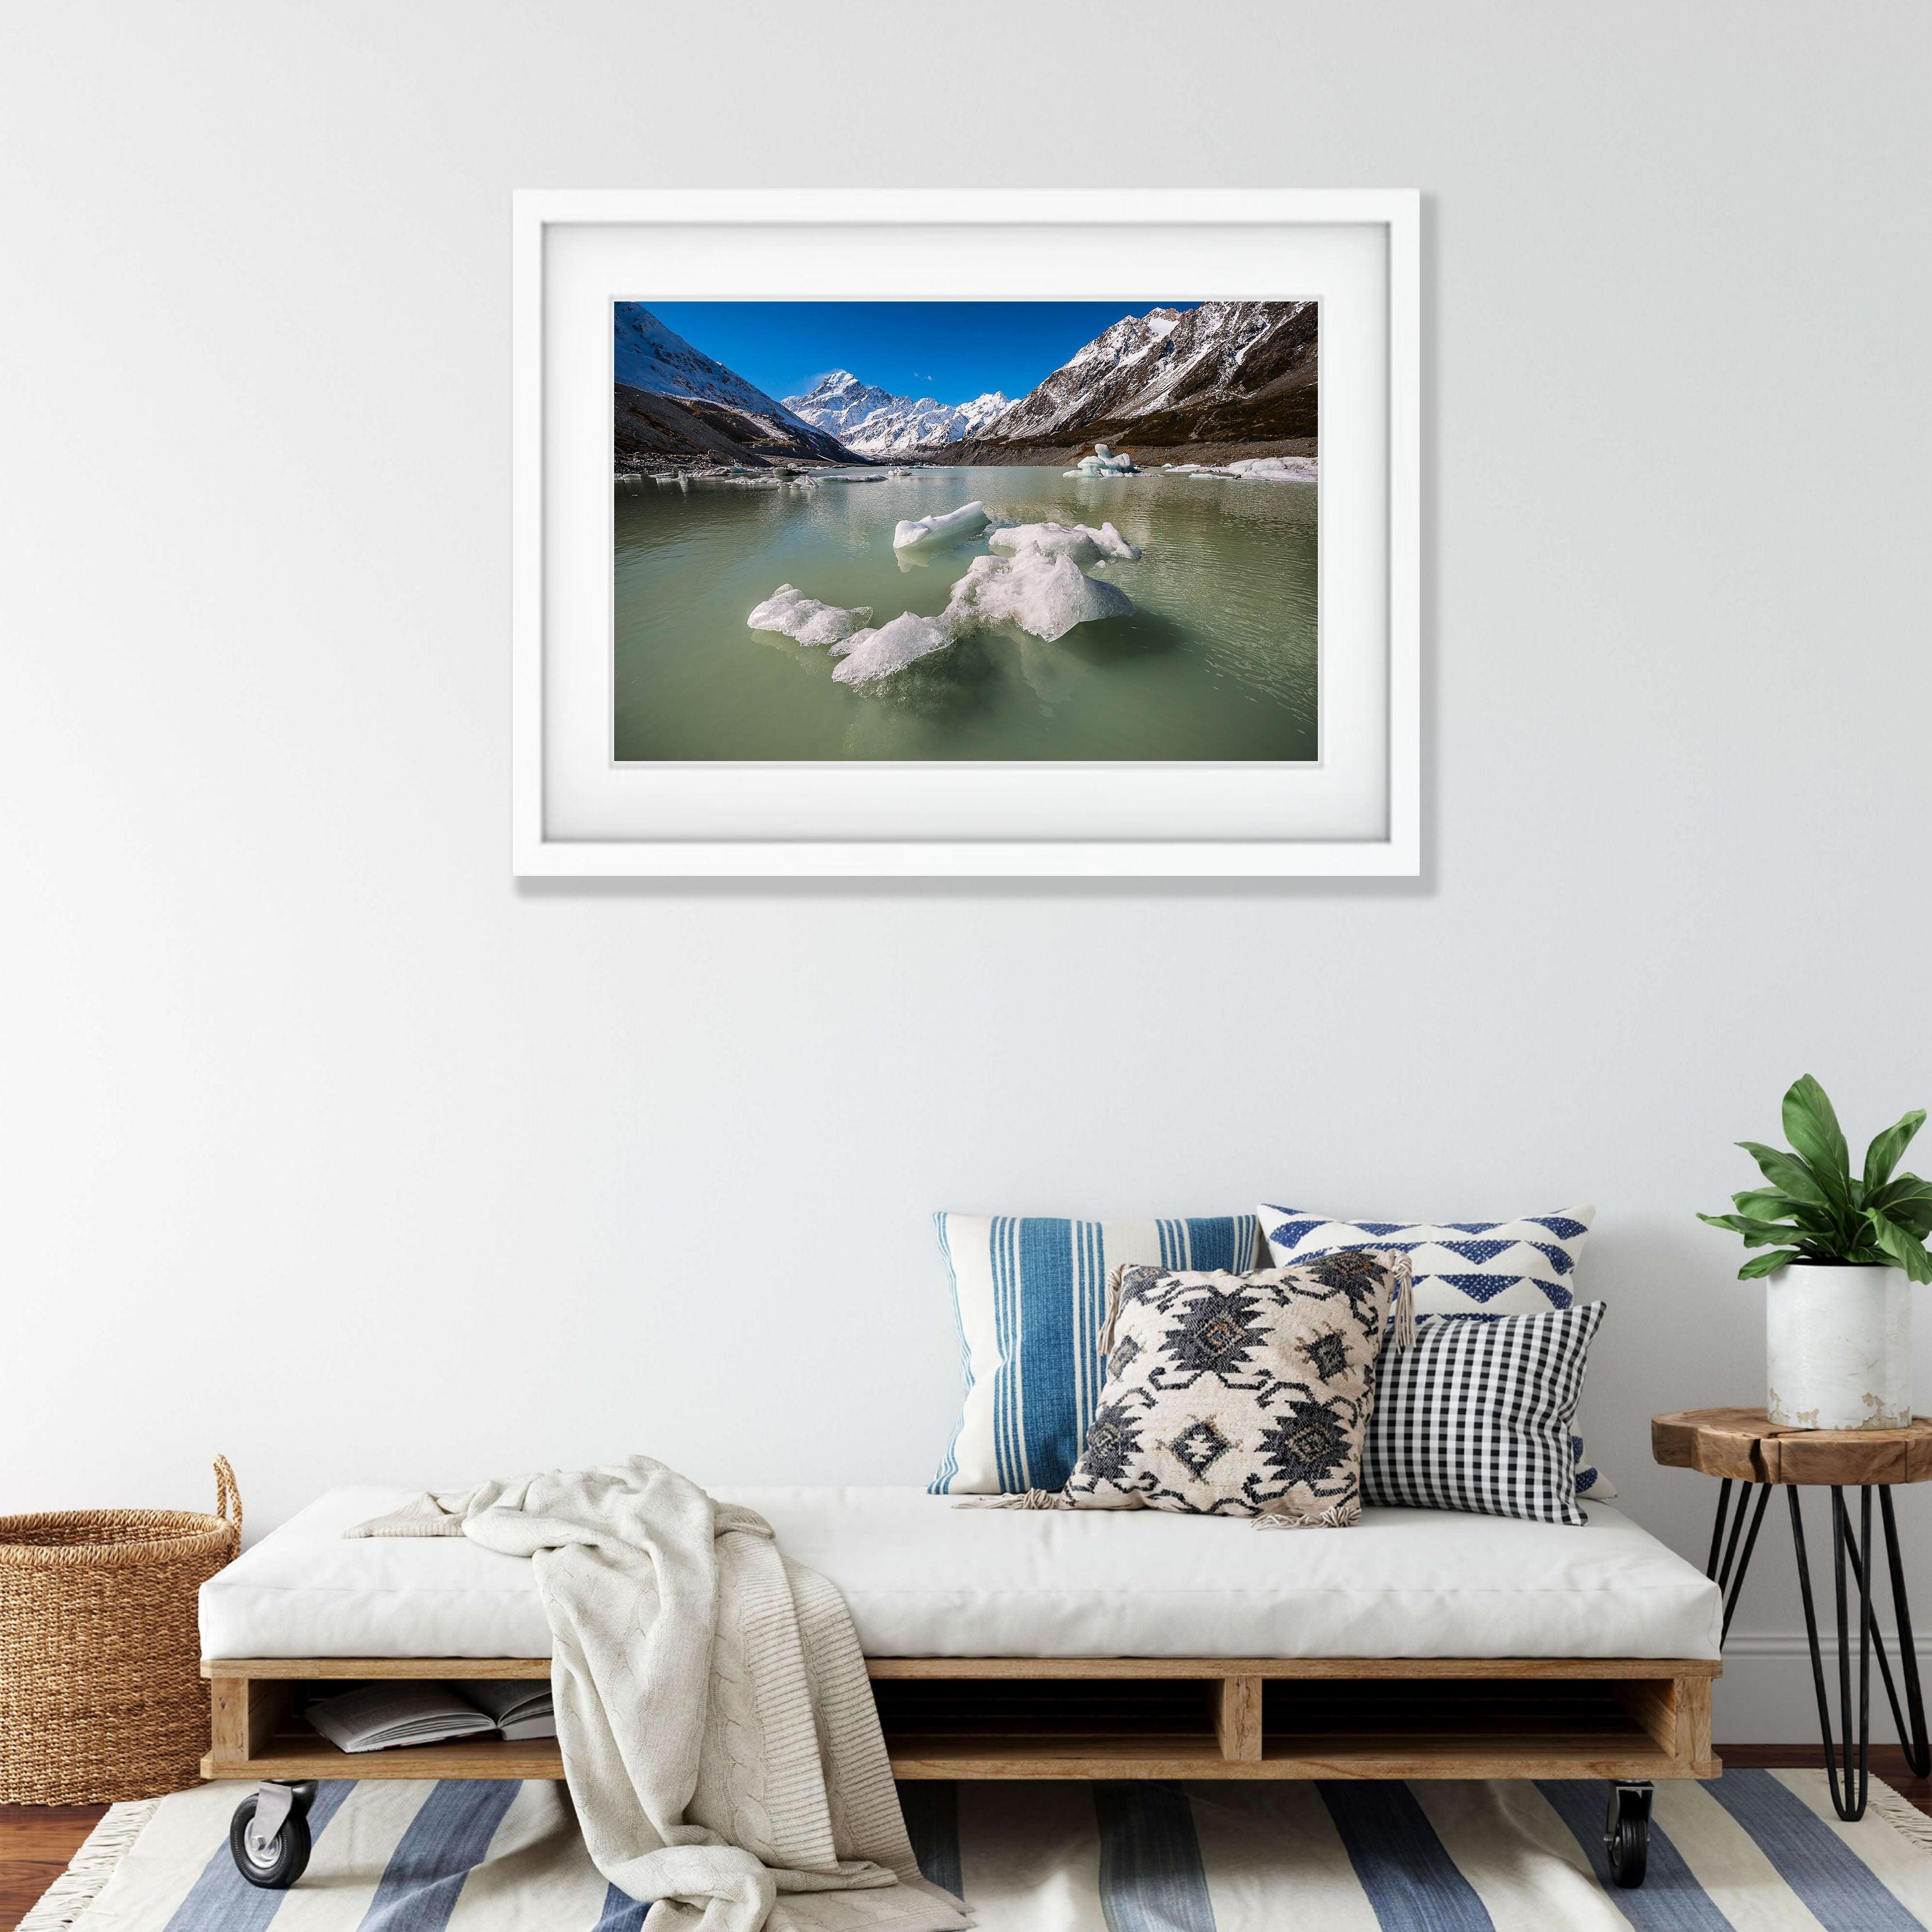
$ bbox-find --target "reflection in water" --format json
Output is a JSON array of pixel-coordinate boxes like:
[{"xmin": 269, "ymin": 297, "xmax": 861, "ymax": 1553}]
[
  {"xmin": 1016, "ymin": 635, "xmax": 1091, "ymax": 710},
  {"xmin": 614, "ymin": 467, "xmax": 1316, "ymax": 762}
]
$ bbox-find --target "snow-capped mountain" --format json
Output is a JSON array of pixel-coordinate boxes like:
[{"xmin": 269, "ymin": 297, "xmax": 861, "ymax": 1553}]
[
  {"xmin": 969, "ymin": 302, "xmax": 1318, "ymax": 454},
  {"xmin": 613, "ymin": 306, "xmax": 856, "ymax": 466},
  {"xmin": 779, "ymin": 372, "xmax": 902, "ymax": 444},
  {"xmin": 944, "ymin": 390, "xmax": 1012, "ymax": 440},
  {"xmin": 783, "ymin": 371, "xmax": 1010, "ymax": 458}
]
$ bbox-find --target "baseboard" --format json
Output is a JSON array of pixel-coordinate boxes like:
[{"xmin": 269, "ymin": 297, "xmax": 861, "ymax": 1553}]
[
  {"xmin": 1715, "ymin": 1632, "xmax": 1931, "ymax": 1743},
  {"xmin": 1724, "ymin": 1633, "xmax": 1932, "ymax": 1660}
]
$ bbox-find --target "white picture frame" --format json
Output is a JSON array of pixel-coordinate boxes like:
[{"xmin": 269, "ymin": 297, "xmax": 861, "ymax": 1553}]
[{"xmin": 513, "ymin": 189, "xmax": 1420, "ymax": 878}]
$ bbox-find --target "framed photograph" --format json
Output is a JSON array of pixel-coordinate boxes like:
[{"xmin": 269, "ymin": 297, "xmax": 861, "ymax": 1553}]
[{"xmin": 513, "ymin": 190, "xmax": 1419, "ymax": 876}]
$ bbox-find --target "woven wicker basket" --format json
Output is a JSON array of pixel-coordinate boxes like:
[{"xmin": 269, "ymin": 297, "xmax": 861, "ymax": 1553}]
[{"xmin": 0, "ymin": 1457, "xmax": 241, "ymax": 1803}]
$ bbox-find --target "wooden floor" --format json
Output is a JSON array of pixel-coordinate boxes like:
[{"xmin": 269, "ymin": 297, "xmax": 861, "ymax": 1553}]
[
  {"xmin": 2, "ymin": 1750, "xmax": 1927, "ymax": 1931},
  {"xmin": 0, "ymin": 1804, "xmax": 107, "ymax": 1932}
]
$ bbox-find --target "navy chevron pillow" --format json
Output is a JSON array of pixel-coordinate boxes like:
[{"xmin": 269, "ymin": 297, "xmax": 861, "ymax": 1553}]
[
  {"xmin": 1260, "ymin": 1204, "xmax": 1594, "ymax": 1313},
  {"xmin": 1259, "ymin": 1201, "xmax": 1612, "ymax": 1499}
]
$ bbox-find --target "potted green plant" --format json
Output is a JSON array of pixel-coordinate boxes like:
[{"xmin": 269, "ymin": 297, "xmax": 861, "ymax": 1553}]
[{"xmin": 1700, "ymin": 1075, "xmax": 1932, "ymax": 1430}]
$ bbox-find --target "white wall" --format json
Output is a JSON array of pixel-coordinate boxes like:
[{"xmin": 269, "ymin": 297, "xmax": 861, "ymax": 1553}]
[{"xmin": 3, "ymin": 1, "xmax": 1928, "ymax": 1743}]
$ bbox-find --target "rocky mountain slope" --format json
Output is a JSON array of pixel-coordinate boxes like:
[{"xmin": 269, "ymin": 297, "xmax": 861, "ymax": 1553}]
[
  {"xmin": 613, "ymin": 306, "xmax": 857, "ymax": 470},
  {"xmin": 941, "ymin": 301, "xmax": 1317, "ymax": 465},
  {"xmin": 614, "ymin": 385, "xmax": 855, "ymax": 473},
  {"xmin": 785, "ymin": 371, "xmax": 1009, "ymax": 458}
]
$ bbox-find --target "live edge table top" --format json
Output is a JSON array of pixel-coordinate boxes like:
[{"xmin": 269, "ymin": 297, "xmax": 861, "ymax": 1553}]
[{"xmin": 1652, "ymin": 1407, "xmax": 1932, "ymax": 1486}]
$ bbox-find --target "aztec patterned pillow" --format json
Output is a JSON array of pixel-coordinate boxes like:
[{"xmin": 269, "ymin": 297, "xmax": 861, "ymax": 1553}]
[
  {"xmin": 1051, "ymin": 1251, "xmax": 1414, "ymax": 1526},
  {"xmin": 1362, "ymin": 1302, "xmax": 1607, "ymax": 1526},
  {"xmin": 929, "ymin": 1212, "xmax": 1263, "ymax": 1495},
  {"xmin": 1258, "ymin": 1201, "xmax": 1614, "ymax": 1500}
]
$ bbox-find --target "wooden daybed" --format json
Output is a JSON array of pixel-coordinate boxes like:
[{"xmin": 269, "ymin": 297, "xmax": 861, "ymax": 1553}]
[{"xmin": 200, "ymin": 1486, "xmax": 1724, "ymax": 1891}]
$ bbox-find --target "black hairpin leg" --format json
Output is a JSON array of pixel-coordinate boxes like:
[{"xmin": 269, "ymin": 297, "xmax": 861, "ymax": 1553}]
[
  {"xmin": 1839, "ymin": 1487, "xmax": 1932, "ymax": 1778},
  {"xmin": 1704, "ymin": 1477, "xmax": 1772, "ymax": 1641},
  {"xmin": 1790, "ymin": 1486, "xmax": 1875, "ymax": 1820},
  {"xmin": 1882, "ymin": 1488, "xmax": 1931, "ymax": 1776},
  {"xmin": 1706, "ymin": 1477, "xmax": 1734, "ymax": 1578},
  {"xmin": 1708, "ymin": 1474, "xmax": 1927, "ymax": 1811}
]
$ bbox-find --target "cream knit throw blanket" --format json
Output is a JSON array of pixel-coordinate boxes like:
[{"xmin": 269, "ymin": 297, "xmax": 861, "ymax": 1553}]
[{"xmin": 348, "ymin": 1460, "xmax": 966, "ymax": 1932}]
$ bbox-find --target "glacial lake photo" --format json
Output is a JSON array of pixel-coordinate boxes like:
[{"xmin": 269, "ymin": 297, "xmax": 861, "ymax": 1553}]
[{"xmin": 610, "ymin": 300, "xmax": 1320, "ymax": 763}]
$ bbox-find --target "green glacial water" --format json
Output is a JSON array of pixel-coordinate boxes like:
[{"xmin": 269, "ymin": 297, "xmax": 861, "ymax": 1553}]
[{"xmin": 612, "ymin": 467, "xmax": 1316, "ymax": 762}]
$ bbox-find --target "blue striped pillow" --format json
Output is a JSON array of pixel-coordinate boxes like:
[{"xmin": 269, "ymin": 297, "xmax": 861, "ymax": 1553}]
[{"xmin": 930, "ymin": 1213, "xmax": 1264, "ymax": 1495}]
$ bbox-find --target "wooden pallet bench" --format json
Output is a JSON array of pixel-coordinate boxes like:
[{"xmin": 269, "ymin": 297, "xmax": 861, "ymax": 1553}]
[{"xmin": 203, "ymin": 1653, "xmax": 1719, "ymax": 1786}]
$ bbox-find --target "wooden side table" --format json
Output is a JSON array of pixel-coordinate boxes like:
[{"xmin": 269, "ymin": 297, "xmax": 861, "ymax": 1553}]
[{"xmin": 1653, "ymin": 1406, "xmax": 1932, "ymax": 1820}]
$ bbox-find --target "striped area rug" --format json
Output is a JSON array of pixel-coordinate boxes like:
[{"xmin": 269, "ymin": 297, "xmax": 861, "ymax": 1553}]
[{"xmin": 25, "ymin": 1772, "xmax": 1932, "ymax": 1931}]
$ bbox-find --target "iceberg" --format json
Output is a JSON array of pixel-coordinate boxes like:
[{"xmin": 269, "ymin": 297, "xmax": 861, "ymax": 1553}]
[
  {"xmin": 988, "ymin": 520, "xmax": 1141, "ymax": 568},
  {"xmin": 1226, "ymin": 455, "xmax": 1318, "ymax": 483},
  {"xmin": 1183, "ymin": 456, "xmax": 1319, "ymax": 484},
  {"xmin": 833, "ymin": 550, "xmax": 1133, "ymax": 683},
  {"xmin": 1066, "ymin": 443, "xmax": 1137, "ymax": 477},
  {"xmin": 943, "ymin": 550, "xmax": 1133, "ymax": 644},
  {"xmin": 829, "ymin": 612, "xmax": 956, "ymax": 685},
  {"xmin": 759, "ymin": 508, "xmax": 1136, "ymax": 690},
  {"xmin": 892, "ymin": 500, "xmax": 994, "ymax": 552},
  {"xmin": 746, "ymin": 584, "xmax": 873, "ymax": 649}
]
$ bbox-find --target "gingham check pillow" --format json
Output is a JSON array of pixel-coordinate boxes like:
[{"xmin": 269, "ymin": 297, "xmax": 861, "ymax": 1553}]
[{"xmin": 1259, "ymin": 1202, "xmax": 1613, "ymax": 1499}]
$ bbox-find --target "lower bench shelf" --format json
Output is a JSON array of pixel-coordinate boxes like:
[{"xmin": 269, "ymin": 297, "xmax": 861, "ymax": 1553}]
[{"xmin": 203, "ymin": 1654, "xmax": 1718, "ymax": 1785}]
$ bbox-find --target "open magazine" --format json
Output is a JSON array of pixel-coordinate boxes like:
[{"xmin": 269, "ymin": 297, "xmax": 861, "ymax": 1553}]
[{"xmin": 306, "ymin": 1680, "xmax": 557, "ymax": 1753}]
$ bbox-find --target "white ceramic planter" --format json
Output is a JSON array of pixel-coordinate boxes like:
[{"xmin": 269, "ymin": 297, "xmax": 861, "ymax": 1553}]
[{"xmin": 1766, "ymin": 1263, "xmax": 1912, "ymax": 1430}]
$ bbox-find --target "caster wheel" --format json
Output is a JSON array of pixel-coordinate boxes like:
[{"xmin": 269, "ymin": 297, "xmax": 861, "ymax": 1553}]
[
  {"xmin": 229, "ymin": 1794, "xmax": 313, "ymax": 1889},
  {"xmin": 1604, "ymin": 1783, "xmax": 1652, "ymax": 1890}
]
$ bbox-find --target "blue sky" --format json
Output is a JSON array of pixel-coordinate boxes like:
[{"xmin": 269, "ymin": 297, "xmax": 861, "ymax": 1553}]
[{"xmin": 645, "ymin": 302, "xmax": 1198, "ymax": 407}]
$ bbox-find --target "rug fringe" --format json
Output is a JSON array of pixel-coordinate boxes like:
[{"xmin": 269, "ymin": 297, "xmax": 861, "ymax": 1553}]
[
  {"xmin": 16, "ymin": 1797, "xmax": 162, "ymax": 1932},
  {"xmin": 1864, "ymin": 1779, "xmax": 1932, "ymax": 1854}
]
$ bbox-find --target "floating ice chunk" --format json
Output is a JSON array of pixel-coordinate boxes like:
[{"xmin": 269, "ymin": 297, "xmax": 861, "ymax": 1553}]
[
  {"xmin": 821, "ymin": 552, "xmax": 1134, "ymax": 684},
  {"xmin": 892, "ymin": 500, "xmax": 993, "ymax": 551},
  {"xmin": 944, "ymin": 550, "xmax": 1133, "ymax": 643},
  {"xmin": 830, "ymin": 612, "xmax": 957, "ymax": 684},
  {"xmin": 988, "ymin": 520, "xmax": 1142, "ymax": 568},
  {"xmin": 989, "ymin": 522, "xmax": 1090, "ymax": 564},
  {"xmin": 1068, "ymin": 442, "xmax": 1137, "ymax": 476},
  {"xmin": 1185, "ymin": 455, "xmax": 1319, "ymax": 485},
  {"xmin": 746, "ymin": 584, "xmax": 873, "ymax": 649},
  {"xmin": 1226, "ymin": 455, "xmax": 1319, "ymax": 484}
]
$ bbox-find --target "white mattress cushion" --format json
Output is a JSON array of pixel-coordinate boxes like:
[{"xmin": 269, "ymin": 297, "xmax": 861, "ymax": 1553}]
[{"xmin": 199, "ymin": 1484, "xmax": 1720, "ymax": 1662}]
